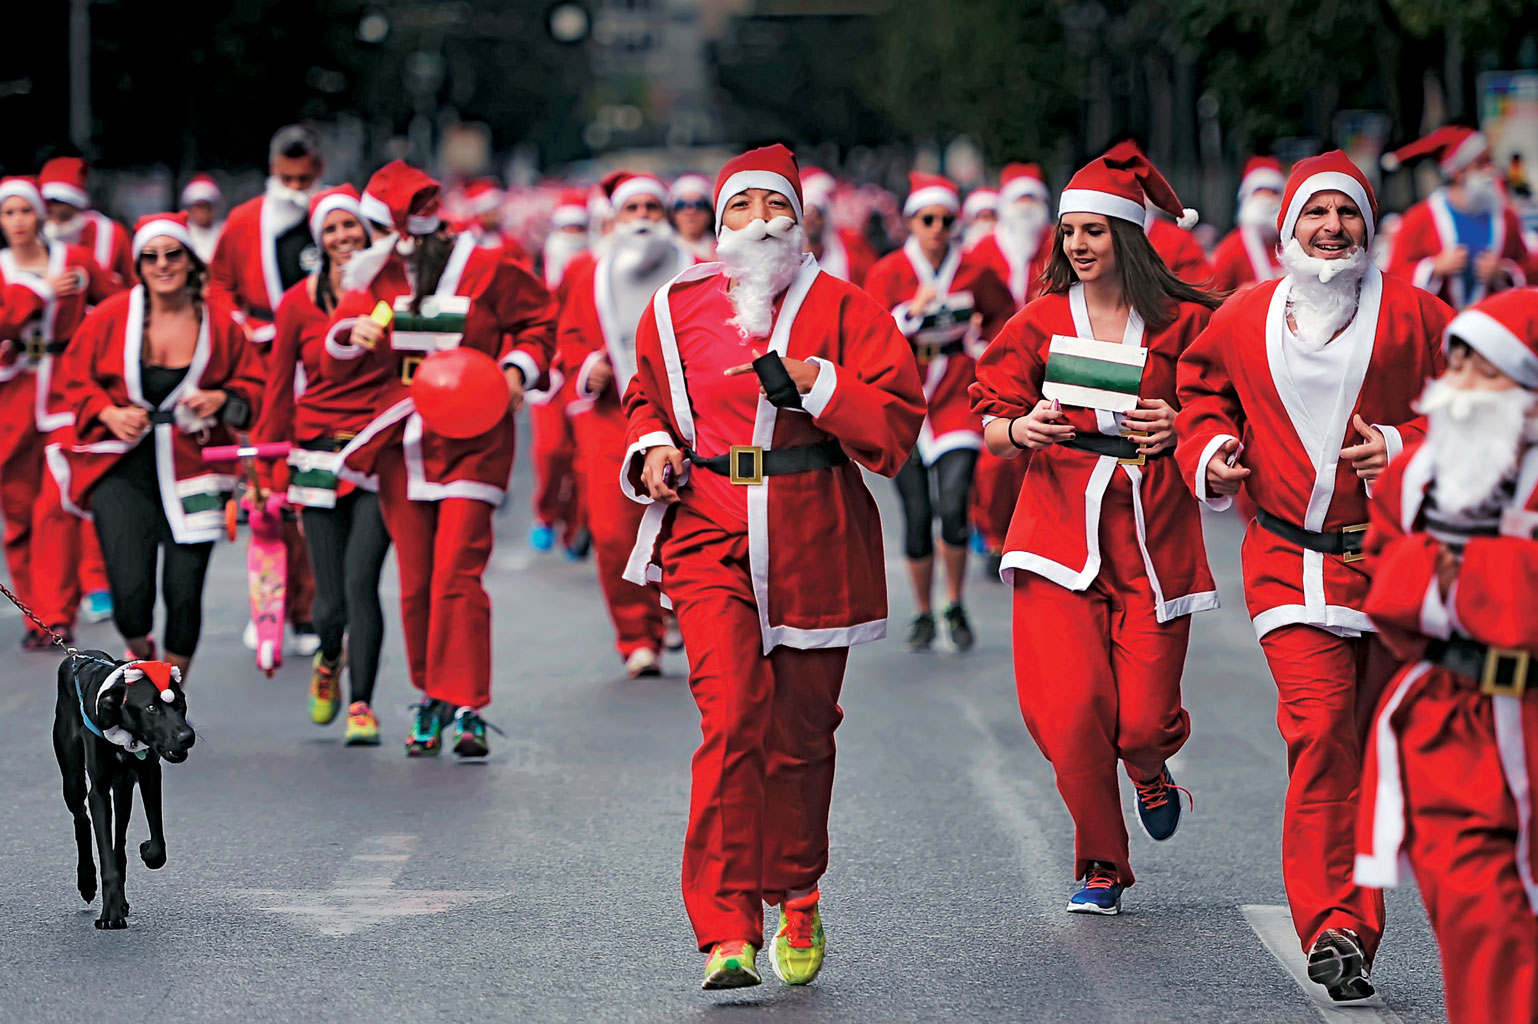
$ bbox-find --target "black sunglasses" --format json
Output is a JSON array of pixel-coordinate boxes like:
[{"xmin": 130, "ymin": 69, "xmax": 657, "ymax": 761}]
[
  {"xmin": 139, "ymin": 247, "xmax": 188, "ymax": 265},
  {"xmin": 920, "ymin": 213, "xmax": 956, "ymax": 229},
  {"xmin": 672, "ymin": 198, "xmax": 711, "ymax": 213}
]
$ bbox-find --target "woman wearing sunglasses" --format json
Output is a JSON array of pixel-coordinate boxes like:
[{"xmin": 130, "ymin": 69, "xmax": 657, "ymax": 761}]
[
  {"xmin": 970, "ymin": 148, "xmax": 1222, "ymax": 915},
  {"xmin": 670, "ymin": 173, "xmax": 717, "ymax": 260},
  {"xmin": 55, "ymin": 212, "xmax": 262, "ymax": 682},
  {"xmin": 864, "ymin": 171, "xmax": 1014, "ymax": 653}
]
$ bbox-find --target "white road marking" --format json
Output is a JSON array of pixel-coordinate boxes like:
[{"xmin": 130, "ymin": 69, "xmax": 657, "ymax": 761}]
[
  {"xmin": 1242, "ymin": 904, "xmax": 1404, "ymax": 1023},
  {"xmin": 236, "ymin": 834, "xmax": 508, "ymax": 936}
]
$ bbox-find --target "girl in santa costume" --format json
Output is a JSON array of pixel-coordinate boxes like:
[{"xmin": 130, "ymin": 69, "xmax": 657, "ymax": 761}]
[
  {"xmin": 621, "ymin": 144, "xmax": 924, "ymax": 989},
  {"xmin": 971, "ymin": 148, "xmax": 1222, "ymax": 914},
  {"xmin": 253, "ymin": 186, "xmax": 392, "ymax": 745},
  {"xmin": 323, "ymin": 161, "xmax": 555, "ymax": 758},
  {"xmin": 53, "ymin": 212, "xmax": 263, "ymax": 682},
  {"xmin": 863, "ymin": 171, "xmax": 1014, "ymax": 652},
  {"xmin": 0, "ymin": 176, "xmax": 122, "ymax": 647}
]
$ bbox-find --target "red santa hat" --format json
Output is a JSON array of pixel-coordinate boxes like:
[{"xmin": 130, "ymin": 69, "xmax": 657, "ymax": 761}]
[
  {"xmin": 669, "ymin": 173, "xmax": 712, "ymax": 204},
  {"xmin": 998, "ymin": 163, "xmax": 1049, "ymax": 206},
  {"xmin": 1237, "ymin": 156, "xmax": 1286, "ymax": 203},
  {"xmin": 0, "ymin": 177, "xmax": 44, "ymax": 220},
  {"xmin": 1381, "ymin": 125, "xmax": 1489, "ymax": 178},
  {"xmin": 587, "ymin": 186, "xmax": 613, "ymax": 224},
  {"xmin": 360, "ymin": 160, "xmax": 442, "ymax": 236},
  {"xmin": 714, "ymin": 144, "xmax": 804, "ymax": 232},
  {"xmin": 903, "ymin": 172, "xmax": 960, "ymax": 218},
  {"xmin": 1443, "ymin": 289, "xmax": 1538, "ymax": 390},
  {"xmin": 39, "ymin": 157, "xmax": 91, "ymax": 209},
  {"xmin": 1277, "ymin": 149, "xmax": 1378, "ymax": 247},
  {"xmin": 602, "ymin": 171, "xmax": 669, "ymax": 212},
  {"xmin": 307, "ymin": 185, "xmax": 364, "ymax": 243},
  {"xmin": 799, "ymin": 165, "xmax": 837, "ymax": 214},
  {"xmin": 462, "ymin": 178, "xmax": 504, "ymax": 217},
  {"xmin": 962, "ymin": 187, "xmax": 998, "ymax": 221},
  {"xmin": 131, "ymin": 211, "xmax": 192, "ymax": 261},
  {"xmin": 180, "ymin": 174, "xmax": 222, "ymax": 208},
  {"xmin": 551, "ymin": 188, "xmax": 590, "ymax": 230},
  {"xmin": 1062, "ymin": 142, "xmax": 1197, "ymax": 229}
]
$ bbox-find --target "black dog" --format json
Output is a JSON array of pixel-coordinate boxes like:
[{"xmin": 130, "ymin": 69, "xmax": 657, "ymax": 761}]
[{"xmin": 52, "ymin": 651, "xmax": 194, "ymax": 929}]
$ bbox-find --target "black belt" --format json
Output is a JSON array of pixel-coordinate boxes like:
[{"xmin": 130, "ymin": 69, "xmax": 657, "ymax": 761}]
[
  {"xmin": 298, "ymin": 435, "xmax": 354, "ymax": 453},
  {"xmin": 1059, "ymin": 432, "xmax": 1167, "ymax": 466},
  {"xmin": 22, "ymin": 339, "xmax": 67, "ymax": 359},
  {"xmin": 1256, "ymin": 508, "xmax": 1368, "ymax": 563},
  {"xmin": 1425, "ymin": 636, "xmax": 1532, "ymax": 697},
  {"xmin": 685, "ymin": 440, "xmax": 847, "ymax": 486},
  {"xmin": 247, "ymin": 307, "xmax": 275, "ymax": 322},
  {"xmin": 911, "ymin": 338, "xmax": 966, "ymax": 359},
  {"xmin": 149, "ymin": 409, "xmax": 176, "ymax": 425}
]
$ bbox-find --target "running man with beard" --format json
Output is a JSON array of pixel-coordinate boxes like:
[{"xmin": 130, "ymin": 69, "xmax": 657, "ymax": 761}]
[
  {"xmin": 1354, "ymin": 288, "xmax": 1538, "ymax": 1024},
  {"xmin": 37, "ymin": 157, "xmax": 136, "ymax": 288},
  {"xmin": 558, "ymin": 171, "xmax": 696, "ymax": 677},
  {"xmin": 618, "ymin": 144, "xmax": 924, "ymax": 989},
  {"xmin": 1176, "ymin": 151, "xmax": 1452, "ymax": 1002},
  {"xmin": 1210, "ymin": 157, "xmax": 1287, "ymax": 295}
]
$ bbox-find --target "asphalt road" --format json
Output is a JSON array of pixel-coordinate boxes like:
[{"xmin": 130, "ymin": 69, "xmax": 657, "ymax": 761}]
[{"xmin": 0, "ymin": 437, "xmax": 1450, "ymax": 1024}]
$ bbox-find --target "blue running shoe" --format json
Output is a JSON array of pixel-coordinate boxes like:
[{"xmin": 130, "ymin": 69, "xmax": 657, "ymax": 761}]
[
  {"xmin": 83, "ymin": 590, "xmax": 113, "ymax": 624},
  {"xmin": 529, "ymin": 522, "xmax": 556, "ymax": 552},
  {"xmin": 1066, "ymin": 862, "xmax": 1122, "ymax": 915},
  {"xmin": 969, "ymin": 530, "xmax": 987, "ymax": 555},
  {"xmin": 1133, "ymin": 765, "xmax": 1190, "ymax": 842}
]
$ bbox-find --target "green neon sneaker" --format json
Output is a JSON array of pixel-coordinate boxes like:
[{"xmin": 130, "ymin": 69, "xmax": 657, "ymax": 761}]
[
  {"xmin": 405, "ymin": 700, "xmax": 446, "ymax": 757},
  {"xmin": 452, "ymin": 706, "xmax": 492, "ymax": 758},
  {"xmin": 344, "ymin": 702, "xmax": 380, "ymax": 746},
  {"xmin": 701, "ymin": 940, "xmax": 761, "ymax": 990},
  {"xmin": 770, "ymin": 891, "xmax": 826, "ymax": 985},
  {"xmin": 309, "ymin": 653, "xmax": 343, "ymax": 725}
]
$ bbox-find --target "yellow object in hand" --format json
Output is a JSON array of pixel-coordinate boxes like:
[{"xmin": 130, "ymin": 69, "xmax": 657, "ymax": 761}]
[{"xmin": 370, "ymin": 301, "xmax": 394, "ymax": 327}]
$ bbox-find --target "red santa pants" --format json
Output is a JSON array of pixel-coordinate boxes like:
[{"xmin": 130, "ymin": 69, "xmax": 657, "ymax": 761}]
[
  {"xmin": 1259, "ymin": 624, "xmax": 1394, "ymax": 955},
  {"xmin": 662, "ymin": 504, "xmax": 848, "ymax": 950},
  {"xmin": 575, "ymin": 405, "xmax": 663, "ymax": 659},
  {"xmin": 529, "ymin": 396, "xmax": 583, "ymax": 545},
  {"xmin": 1010, "ymin": 477, "xmax": 1192, "ymax": 886},
  {"xmin": 971, "ymin": 448, "xmax": 1026, "ymax": 552},
  {"xmin": 31, "ymin": 468, "xmax": 95, "ymax": 626},
  {"xmin": 375, "ymin": 448, "xmax": 494, "ymax": 709},
  {"xmin": 0, "ymin": 397, "xmax": 40, "ymax": 625}
]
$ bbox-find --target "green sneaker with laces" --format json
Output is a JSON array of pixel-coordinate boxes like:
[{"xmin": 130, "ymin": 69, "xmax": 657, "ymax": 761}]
[
  {"xmin": 702, "ymin": 940, "xmax": 761, "ymax": 990},
  {"xmin": 452, "ymin": 706, "xmax": 491, "ymax": 758},
  {"xmin": 770, "ymin": 891, "xmax": 826, "ymax": 985},
  {"xmin": 405, "ymin": 700, "xmax": 446, "ymax": 757}
]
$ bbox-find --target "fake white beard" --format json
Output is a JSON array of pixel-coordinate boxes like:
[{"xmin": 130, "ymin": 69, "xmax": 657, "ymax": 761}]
[
  {"xmin": 341, "ymin": 231, "xmax": 399, "ymax": 291},
  {"xmin": 1418, "ymin": 377, "xmax": 1538, "ymax": 515},
  {"xmin": 1278, "ymin": 238, "xmax": 1370, "ymax": 350},
  {"xmin": 543, "ymin": 231, "xmax": 588, "ymax": 282},
  {"xmin": 264, "ymin": 176, "xmax": 315, "ymax": 235},
  {"xmin": 1459, "ymin": 171, "xmax": 1501, "ymax": 214},
  {"xmin": 961, "ymin": 219, "xmax": 994, "ymax": 248},
  {"xmin": 717, "ymin": 217, "xmax": 806, "ymax": 339},
  {"xmin": 610, "ymin": 218, "xmax": 677, "ymax": 277},
  {"xmin": 43, "ymin": 215, "xmax": 84, "ymax": 244},
  {"xmin": 1237, "ymin": 195, "xmax": 1282, "ymax": 237},
  {"xmin": 997, "ymin": 202, "xmax": 1047, "ymax": 262}
]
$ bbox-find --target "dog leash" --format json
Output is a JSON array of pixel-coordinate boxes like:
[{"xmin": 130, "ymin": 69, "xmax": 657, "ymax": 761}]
[{"xmin": 0, "ymin": 578, "xmax": 79, "ymax": 655}]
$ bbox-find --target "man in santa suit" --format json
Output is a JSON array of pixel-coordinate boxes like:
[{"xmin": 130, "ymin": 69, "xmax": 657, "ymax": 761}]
[
  {"xmin": 1210, "ymin": 156, "xmax": 1287, "ymax": 294},
  {"xmin": 1383, "ymin": 125, "xmax": 1534, "ymax": 309},
  {"xmin": 799, "ymin": 167, "xmax": 876, "ymax": 287},
  {"xmin": 38, "ymin": 157, "xmax": 135, "ymax": 288},
  {"xmin": 459, "ymin": 178, "xmax": 531, "ymax": 266},
  {"xmin": 558, "ymin": 171, "xmax": 695, "ymax": 677},
  {"xmin": 1176, "ymin": 151, "xmax": 1453, "ymax": 1001},
  {"xmin": 864, "ymin": 171, "xmax": 1013, "ymax": 651},
  {"xmin": 540, "ymin": 189, "xmax": 591, "ymax": 292},
  {"xmin": 1353, "ymin": 288, "xmax": 1538, "ymax": 1024},
  {"xmin": 960, "ymin": 186, "xmax": 997, "ymax": 249},
  {"xmin": 180, "ymin": 175, "xmax": 225, "ymax": 264},
  {"xmin": 670, "ymin": 174, "xmax": 717, "ymax": 261},
  {"xmin": 619, "ymin": 144, "xmax": 924, "ymax": 988}
]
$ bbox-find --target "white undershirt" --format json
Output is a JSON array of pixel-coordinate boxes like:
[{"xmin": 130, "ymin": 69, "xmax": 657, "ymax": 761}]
[{"xmin": 1281, "ymin": 316, "xmax": 1355, "ymax": 443}]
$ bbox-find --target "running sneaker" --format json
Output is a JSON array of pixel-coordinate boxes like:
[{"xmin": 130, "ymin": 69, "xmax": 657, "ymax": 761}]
[
  {"xmin": 770, "ymin": 891, "xmax": 826, "ymax": 985},
  {"xmin": 1308, "ymin": 928, "xmax": 1375, "ymax": 1002},
  {"xmin": 290, "ymin": 622, "xmax": 322, "ymax": 657},
  {"xmin": 405, "ymin": 700, "xmax": 447, "ymax": 757},
  {"xmin": 452, "ymin": 706, "xmax": 493, "ymax": 758},
  {"xmin": 344, "ymin": 702, "xmax": 380, "ymax": 746},
  {"xmin": 1132, "ymin": 765, "xmax": 1191, "ymax": 842},
  {"xmin": 625, "ymin": 647, "xmax": 661, "ymax": 678},
  {"xmin": 564, "ymin": 526, "xmax": 592, "ymax": 561},
  {"xmin": 82, "ymin": 590, "xmax": 113, "ymax": 624},
  {"xmin": 20, "ymin": 628, "xmax": 52, "ymax": 652},
  {"xmin": 702, "ymin": 940, "xmax": 762, "ymax": 990},
  {"xmin": 943, "ymin": 603, "xmax": 974, "ymax": 651},
  {"xmin": 970, "ymin": 530, "xmax": 987, "ymax": 555},
  {"xmin": 1066, "ymin": 862, "xmax": 1123, "ymax": 915},
  {"xmin": 308, "ymin": 653, "xmax": 343, "ymax": 725},
  {"xmin": 906, "ymin": 612, "xmax": 936, "ymax": 651},
  {"xmin": 529, "ymin": 521, "xmax": 556, "ymax": 552}
]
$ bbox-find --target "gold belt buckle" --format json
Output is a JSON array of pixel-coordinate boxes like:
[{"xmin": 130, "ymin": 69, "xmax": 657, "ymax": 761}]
[
  {"xmin": 23, "ymin": 336, "xmax": 47, "ymax": 362},
  {"xmin": 913, "ymin": 339, "xmax": 940, "ymax": 361},
  {"xmin": 400, "ymin": 355, "xmax": 423, "ymax": 386},
  {"xmin": 1340, "ymin": 523, "xmax": 1369, "ymax": 564},
  {"xmin": 1482, "ymin": 647, "xmax": 1530, "ymax": 698},
  {"xmin": 728, "ymin": 445, "xmax": 764, "ymax": 485},
  {"xmin": 1119, "ymin": 429, "xmax": 1148, "ymax": 467}
]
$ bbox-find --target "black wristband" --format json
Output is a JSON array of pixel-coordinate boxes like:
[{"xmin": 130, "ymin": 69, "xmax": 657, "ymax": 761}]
[
  {"xmin": 221, "ymin": 391, "xmax": 252, "ymax": 430},
  {"xmin": 1007, "ymin": 416, "xmax": 1029, "ymax": 450},
  {"xmin": 752, "ymin": 351, "xmax": 803, "ymax": 410}
]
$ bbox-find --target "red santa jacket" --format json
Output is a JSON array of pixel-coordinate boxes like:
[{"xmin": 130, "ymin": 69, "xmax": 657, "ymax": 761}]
[
  {"xmin": 1352, "ymin": 440, "xmax": 1538, "ymax": 905},
  {"xmin": 864, "ymin": 238, "xmax": 1013, "ymax": 465},
  {"xmin": 1148, "ymin": 218, "xmax": 1214, "ymax": 286},
  {"xmin": 967, "ymin": 230, "xmax": 1051, "ymax": 310},
  {"xmin": 52, "ymin": 287, "xmax": 263, "ymax": 541},
  {"xmin": 1174, "ymin": 268, "xmax": 1452, "ymax": 638},
  {"xmin": 1384, "ymin": 189, "xmax": 1534, "ymax": 309},
  {"xmin": 971, "ymin": 287, "xmax": 1218, "ymax": 619},
  {"xmin": 67, "ymin": 211, "xmax": 135, "ymax": 289},
  {"xmin": 620, "ymin": 257, "xmax": 925, "ymax": 653},
  {"xmin": 815, "ymin": 227, "xmax": 877, "ymax": 288},
  {"xmin": 0, "ymin": 243, "xmax": 121, "ymax": 440},
  {"xmin": 324, "ymin": 233, "xmax": 556, "ymax": 505},
  {"xmin": 207, "ymin": 195, "xmax": 301, "ymax": 345},
  {"xmin": 1210, "ymin": 225, "xmax": 1282, "ymax": 295}
]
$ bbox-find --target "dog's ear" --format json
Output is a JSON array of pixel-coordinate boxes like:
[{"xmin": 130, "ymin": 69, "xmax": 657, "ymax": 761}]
[{"xmin": 96, "ymin": 681, "xmax": 127, "ymax": 728}]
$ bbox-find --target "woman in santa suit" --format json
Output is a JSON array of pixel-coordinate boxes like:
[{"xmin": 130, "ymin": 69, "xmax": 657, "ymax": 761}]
[
  {"xmin": 54, "ymin": 212, "xmax": 262, "ymax": 681},
  {"xmin": 322, "ymin": 161, "xmax": 555, "ymax": 759},
  {"xmin": 971, "ymin": 149, "xmax": 1222, "ymax": 914},
  {"xmin": 254, "ymin": 186, "xmax": 392, "ymax": 745},
  {"xmin": 0, "ymin": 176, "xmax": 122, "ymax": 647},
  {"xmin": 863, "ymin": 171, "xmax": 1013, "ymax": 653}
]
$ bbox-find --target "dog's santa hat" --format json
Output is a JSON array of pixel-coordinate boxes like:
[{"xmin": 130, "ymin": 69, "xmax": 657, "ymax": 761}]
[
  {"xmin": 1062, "ymin": 141, "xmax": 1198, "ymax": 230},
  {"xmin": 89, "ymin": 659, "xmax": 183, "ymax": 753}
]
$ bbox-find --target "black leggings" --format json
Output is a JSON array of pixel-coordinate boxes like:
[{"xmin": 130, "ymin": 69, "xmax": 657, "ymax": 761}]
[
  {"xmin": 894, "ymin": 448, "xmax": 978, "ymax": 560},
  {"xmin": 301, "ymin": 490, "xmax": 391, "ymax": 706},
  {"xmin": 91, "ymin": 455, "xmax": 214, "ymax": 658}
]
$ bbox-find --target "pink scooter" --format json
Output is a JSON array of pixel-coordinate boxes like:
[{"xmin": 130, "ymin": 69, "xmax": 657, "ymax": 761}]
[{"xmin": 203, "ymin": 442, "xmax": 291, "ymax": 676}]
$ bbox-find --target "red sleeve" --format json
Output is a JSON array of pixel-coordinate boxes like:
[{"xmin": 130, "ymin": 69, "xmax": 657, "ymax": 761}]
[
  {"xmin": 1362, "ymin": 458, "xmax": 1438, "ymax": 660},
  {"xmin": 1381, "ymin": 292, "xmax": 1453, "ymax": 452},
  {"xmin": 253, "ymin": 288, "xmax": 306, "ymax": 446},
  {"xmin": 0, "ymin": 280, "xmax": 48, "ymax": 340},
  {"xmin": 58, "ymin": 302, "xmax": 117, "ymax": 436},
  {"xmin": 111, "ymin": 225, "xmax": 136, "ymax": 286},
  {"xmin": 209, "ymin": 304, "xmax": 265, "ymax": 419},
  {"xmin": 206, "ymin": 221, "xmax": 242, "ymax": 316},
  {"xmin": 317, "ymin": 289, "xmax": 396, "ymax": 394},
  {"xmin": 555, "ymin": 263, "xmax": 604, "ymax": 395},
  {"xmin": 1452, "ymin": 535, "xmax": 1538, "ymax": 650},
  {"xmin": 971, "ymin": 265, "xmax": 1015, "ymax": 341},
  {"xmin": 1174, "ymin": 300, "xmax": 1247, "ymax": 502},
  {"xmin": 489, "ymin": 254, "xmax": 557, "ymax": 387},
  {"xmin": 83, "ymin": 250, "xmax": 123, "ymax": 304},
  {"xmin": 620, "ymin": 303, "xmax": 682, "ymax": 498},
  {"xmin": 971, "ymin": 306, "xmax": 1045, "ymax": 420}
]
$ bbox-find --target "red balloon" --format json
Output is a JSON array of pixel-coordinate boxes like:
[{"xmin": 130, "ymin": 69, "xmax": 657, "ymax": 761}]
[{"xmin": 411, "ymin": 347, "xmax": 510, "ymax": 439}]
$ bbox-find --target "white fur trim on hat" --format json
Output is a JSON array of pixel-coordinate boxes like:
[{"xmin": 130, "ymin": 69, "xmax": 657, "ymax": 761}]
[
  {"xmin": 359, "ymin": 190, "xmax": 392, "ymax": 229},
  {"xmin": 463, "ymin": 189, "xmax": 502, "ymax": 217},
  {"xmin": 1238, "ymin": 167, "xmax": 1286, "ymax": 202},
  {"xmin": 999, "ymin": 178, "xmax": 1048, "ymax": 206},
  {"xmin": 309, "ymin": 192, "xmax": 364, "ymax": 243},
  {"xmin": 962, "ymin": 190, "xmax": 998, "ymax": 219},
  {"xmin": 181, "ymin": 179, "xmax": 222, "ymax": 207},
  {"xmin": 1445, "ymin": 309, "xmax": 1538, "ymax": 389},
  {"xmin": 669, "ymin": 174, "xmax": 711, "ymax": 203},
  {"xmin": 41, "ymin": 182, "xmax": 89, "ymax": 209},
  {"xmin": 1058, "ymin": 188, "xmax": 1146, "ymax": 227},
  {"xmin": 714, "ymin": 170, "xmax": 803, "ymax": 235},
  {"xmin": 610, "ymin": 176, "xmax": 669, "ymax": 212},
  {"xmin": 903, "ymin": 185, "xmax": 960, "ymax": 219},
  {"xmin": 0, "ymin": 180, "xmax": 44, "ymax": 219},
  {"xmin": 1280, "ymin": 170, "xmax": 1375, "ymax": 248},
  {"xmin": 1177, "ymin": 208, "xmax": 1199, "ymax": 230},
  {"xmin": 132, "ymin": 219, "xmax": 194, "ymax": 261},
  {"xmin": 551, "ymin": 206, "xmax": 588, "ymax": 229},
  {"xmin": 1443, "ymin": 132, "xmax": 1490, "ymax": 178}
]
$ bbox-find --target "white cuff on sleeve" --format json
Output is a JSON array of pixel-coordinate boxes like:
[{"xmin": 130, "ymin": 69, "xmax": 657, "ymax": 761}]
[
  {"xmin": 1418, "ymin": 576, "xmax": 1453, "ymax": 639},
  {"xmin": 801, "ymin": 356, "xmax": 838, "ymax": 418},
  {"xmin": 1412, "ymin": 257, "xmax": 1438, "ymax": 290},
  {"xmin": 251, "ymin": 323, "xmax": 277, "ymax": 344},
  {"xmin": 574, "ymin": 350, "xmax": 606, "ymax": 397},
  {"xmin": 1192, "ymin": 433, "xmax": 1239, "ymax": 511},
  {"xmin": 1374, "ymin": 423, "xmax": 1403, "ymax": 465},
  {"xmin": 619, "ymin": 429, "xmax": 680, "ymax": 503},
  {"xmin": 322, "ymin": 317, "xmax": 366, "ymax": 360},
  {"xmin": 500, "ymin": 350, "xmax": 541, "ymax": 389},
  {"xmin": 891, "ymin": 302, "xmax": 924, "ymax": 337}
]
